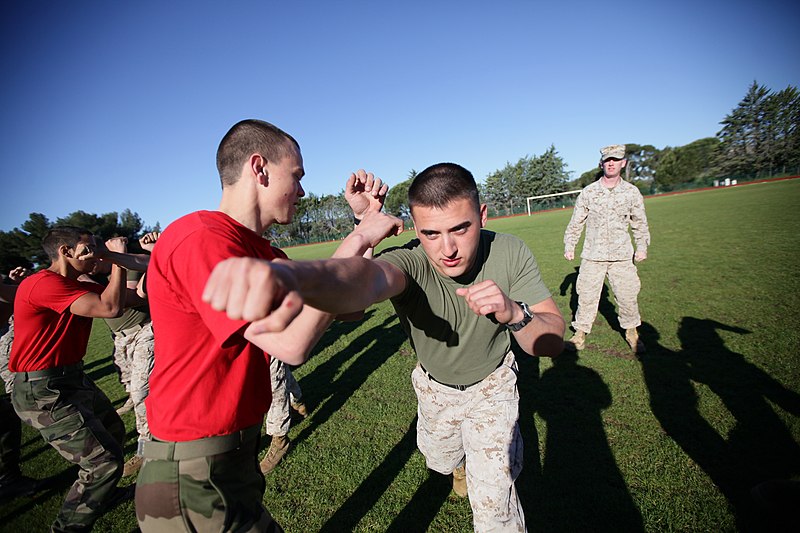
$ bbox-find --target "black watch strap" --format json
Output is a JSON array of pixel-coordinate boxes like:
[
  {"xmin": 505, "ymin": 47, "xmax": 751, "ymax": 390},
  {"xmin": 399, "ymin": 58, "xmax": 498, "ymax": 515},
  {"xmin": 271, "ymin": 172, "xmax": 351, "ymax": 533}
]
[{"xmin": 506, "ymin": 301, "xmax": 533, "ymax": 332}]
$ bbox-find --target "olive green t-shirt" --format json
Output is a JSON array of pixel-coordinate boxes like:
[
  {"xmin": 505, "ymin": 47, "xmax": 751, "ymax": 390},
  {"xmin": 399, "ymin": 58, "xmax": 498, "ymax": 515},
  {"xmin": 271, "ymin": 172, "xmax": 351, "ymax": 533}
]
[
  {"xmin": 376, "ymin": 230, "xmax": 551, "ymax": 385},
  {"xmin": 104, "ymin": 270, "xmax": 150, "ymax": 333}
]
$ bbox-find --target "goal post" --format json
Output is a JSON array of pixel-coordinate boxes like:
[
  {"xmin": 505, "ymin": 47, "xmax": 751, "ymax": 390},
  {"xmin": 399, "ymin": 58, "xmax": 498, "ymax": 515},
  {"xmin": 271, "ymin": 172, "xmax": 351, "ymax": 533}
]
[{"xmin": 526, "ymin": 190, "xmax": 581, "ymax": 216}]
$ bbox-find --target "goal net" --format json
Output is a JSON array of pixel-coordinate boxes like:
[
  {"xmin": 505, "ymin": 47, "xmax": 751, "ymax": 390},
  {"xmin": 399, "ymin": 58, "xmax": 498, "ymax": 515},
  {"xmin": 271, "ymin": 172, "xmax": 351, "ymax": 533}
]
[{"xmin": 526, "ymin": 190, "xmax": 581, "ymax": 216}]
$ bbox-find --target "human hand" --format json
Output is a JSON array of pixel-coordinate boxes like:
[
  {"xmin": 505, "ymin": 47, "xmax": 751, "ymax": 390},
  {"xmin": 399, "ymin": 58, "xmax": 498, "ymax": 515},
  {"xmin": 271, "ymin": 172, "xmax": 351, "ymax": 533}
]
[
  {"xmin": 634, "ymin": 250, "xmax": 647, "ymax": 262},
  {"xmin": 105, "ymin": 237, "xmax": 128, "ymax": 254},
  {"xmin": 455, "ymin": 280, "xmax": 519, "ymax": 325},
  {"xmin": 8, "ymin": 266, "xmax": 31, "ymax": 283},
  {"xmin": 564, "ymin": 251, "xmax": 574, "ymax": 261},
  {"xmin": 202, "ymin": 257, "xmax": 304, "ymax": 333},
  {"xmin": 345, "ymin": 169, "xmax": 388, "ymax": 220},
  {"xmin": 354, "ymin": 212, "xmax": 404, "ymax": 248},
  {"xmin": 139, "ymin": 231, "xmax": 161, "ymax": 252}
]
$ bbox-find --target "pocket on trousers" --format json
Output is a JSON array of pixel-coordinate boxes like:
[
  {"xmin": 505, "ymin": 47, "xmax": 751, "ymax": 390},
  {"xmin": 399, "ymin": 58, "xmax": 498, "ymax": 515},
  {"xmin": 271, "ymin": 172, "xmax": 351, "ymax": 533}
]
[{"xmin": 42, "ymin": 409, "xmax": 85, "ymax": 443}]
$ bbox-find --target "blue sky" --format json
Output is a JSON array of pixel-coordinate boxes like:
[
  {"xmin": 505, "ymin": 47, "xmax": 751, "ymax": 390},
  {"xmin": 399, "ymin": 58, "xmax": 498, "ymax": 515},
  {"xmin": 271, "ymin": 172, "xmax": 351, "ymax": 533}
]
[{"xmin": 1, "ymin": 0, "xmax": 798, "ymax": 232}]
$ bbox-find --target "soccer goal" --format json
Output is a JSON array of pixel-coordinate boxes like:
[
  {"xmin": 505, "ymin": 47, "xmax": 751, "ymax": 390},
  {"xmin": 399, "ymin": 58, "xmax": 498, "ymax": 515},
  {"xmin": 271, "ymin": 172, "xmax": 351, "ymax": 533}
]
[{"xmin": 526, "ymin": 190, "xmax": 581, "ymax": 216}]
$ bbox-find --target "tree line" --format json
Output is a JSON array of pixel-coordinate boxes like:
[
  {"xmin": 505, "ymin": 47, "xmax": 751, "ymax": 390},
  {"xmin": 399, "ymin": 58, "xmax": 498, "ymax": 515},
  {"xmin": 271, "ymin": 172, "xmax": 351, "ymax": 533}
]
[{"xmin": 2, "ymin": 81, "xmax": 798, "ymax": 272}]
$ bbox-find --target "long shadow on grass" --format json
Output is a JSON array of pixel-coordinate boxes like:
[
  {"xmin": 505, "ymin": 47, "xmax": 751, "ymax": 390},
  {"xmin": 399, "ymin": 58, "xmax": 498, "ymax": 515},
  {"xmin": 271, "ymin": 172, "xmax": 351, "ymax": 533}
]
[
  {"xmin": 281, "ymin": 312, "xmax": 408, "ymax": 454},
  {"xmin": 639, "ymin": 319, "xmax": 800, "ymax": 531},
  {"xmin": 317, "ymin": 416, "xmax": 452, "ymax": 533},
  {"xmin": 526, "ymin": 349, "xmax": 644, "ymax": 531}
]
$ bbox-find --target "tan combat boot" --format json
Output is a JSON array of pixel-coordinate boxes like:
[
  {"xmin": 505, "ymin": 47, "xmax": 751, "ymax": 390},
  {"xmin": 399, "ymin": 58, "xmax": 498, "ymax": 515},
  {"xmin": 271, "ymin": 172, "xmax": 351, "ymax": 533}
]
[
  {"xmin": 566, "ymin": 330, "xmax": 587, "ymax": 351},
  {"xmin": 123, "ymin": 454, "xmax": 143, "ymax": 477},
  {"xmin": 626, "ymin": 328, "xmax": 645, "ymax": 354},
  {"xmin": 452, "ymin": 464, "xmax": 467, "ymax": 498},
  {"xmin": 290, "ymin": 400, "xmax": 308, "ymax": 418},
  {"xmin": 116, "ymin": 397, "xmax": 134, "ymax": 415},
  {"xmin": 260, "ymin": 435, "xmax": 292, "ymax": 475}
]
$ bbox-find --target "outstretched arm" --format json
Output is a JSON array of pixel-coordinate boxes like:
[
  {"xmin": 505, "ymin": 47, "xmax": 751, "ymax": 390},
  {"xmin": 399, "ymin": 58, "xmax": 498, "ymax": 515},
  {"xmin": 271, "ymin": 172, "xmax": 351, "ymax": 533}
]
[
  {"xmin": 204, "ymin": 219, "xmax": 406, "ymax": 342},
  {"xmin": 80, "ymin": 237, "xmax": 152, "ymax": 271},
  {"xmin": 232, "ymin": 211, "xmax": 405, "ymax": 363}
]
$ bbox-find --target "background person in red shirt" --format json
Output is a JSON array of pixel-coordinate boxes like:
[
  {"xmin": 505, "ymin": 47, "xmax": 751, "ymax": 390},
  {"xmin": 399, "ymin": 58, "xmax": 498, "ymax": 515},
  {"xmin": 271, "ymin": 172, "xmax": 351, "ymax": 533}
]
[
  {"xmin": 135, "ymin": 119, "xmax": 401, "ymax": 533},
  {"xmin": 9, "ymin": 228, "xmax": 134, "ymax": 532}
]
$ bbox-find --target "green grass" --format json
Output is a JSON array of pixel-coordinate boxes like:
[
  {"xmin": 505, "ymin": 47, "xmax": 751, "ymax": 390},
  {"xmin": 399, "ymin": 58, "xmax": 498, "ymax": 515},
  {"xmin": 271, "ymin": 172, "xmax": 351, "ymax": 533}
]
[{"xmin": 2, "ymin": 179, "xmax": 799, "ymax": 532}]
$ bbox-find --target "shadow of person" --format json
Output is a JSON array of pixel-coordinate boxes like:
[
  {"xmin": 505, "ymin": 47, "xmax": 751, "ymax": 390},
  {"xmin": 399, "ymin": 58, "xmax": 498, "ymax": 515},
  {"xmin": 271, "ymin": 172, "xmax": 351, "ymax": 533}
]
[
  {"xmin": 559, "ymin": 266, "xmax": 623, "ymax": 337},
  {"xmin": 317, "ymin": 416, "xmax": 451, "ymax": 533},
  {"xmin": 513, "ymin": 343, "xmax": 542, "ymax": 519},
  {"xmin": 534, "ymin": 349, "xmax": 644, "ymax": 531},
  {"xmin": 639, "ymin": 319, "xmax": 800, "ymax": 531},
  {"xmin": 285, "ymin": 313, "xmax": 409, "ymax": 452}
]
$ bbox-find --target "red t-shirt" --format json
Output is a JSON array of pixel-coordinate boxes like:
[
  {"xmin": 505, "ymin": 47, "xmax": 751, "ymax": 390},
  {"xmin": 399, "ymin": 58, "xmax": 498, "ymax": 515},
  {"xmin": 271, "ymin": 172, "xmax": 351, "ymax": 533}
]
[
  {"xmin": 9, "ymin": 270, "xmax": 104, "ymax": 372},
  {"xmin": 146, "ymin": 210, "xmax": 287, "ymax": 441}
]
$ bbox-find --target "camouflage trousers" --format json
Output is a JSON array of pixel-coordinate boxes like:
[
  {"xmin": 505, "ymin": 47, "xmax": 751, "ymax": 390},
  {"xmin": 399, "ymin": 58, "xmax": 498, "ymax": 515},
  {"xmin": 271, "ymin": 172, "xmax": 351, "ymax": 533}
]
[
  {"xmin": 0, "ymin": 393, "xmax": 22, "ymax": 480},
  {"xmin": 573, "ymin": 259, "xmax": 641, "ymax": 334},
  {"xmin": 135, "ymin": 426, "xmax": 284, "ymax": 532},
  {"xmin": 411, "ymin": 351, "xmax": 526, "ymax": 533},
  {"xmin": 265, "ymin": 358, "xmax": 303, "ymax": 437},
  {"xmin": 0, "ymin": 318, "xmax": 13, "ymax": 394},
  {"xmin": 11, "ymin": 364, "xmax": 125, "ymax": 531},
  {"xmin": 114, "ymin": 322, "xmax": 155, "ymax": 443}
]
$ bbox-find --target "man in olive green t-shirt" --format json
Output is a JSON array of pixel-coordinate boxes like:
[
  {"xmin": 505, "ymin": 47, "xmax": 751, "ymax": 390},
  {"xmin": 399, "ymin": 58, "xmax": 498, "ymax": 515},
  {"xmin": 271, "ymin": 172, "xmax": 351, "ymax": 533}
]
[{"xmin": 202, "ymin": 162, "xmax": 566, "ymax": 533}]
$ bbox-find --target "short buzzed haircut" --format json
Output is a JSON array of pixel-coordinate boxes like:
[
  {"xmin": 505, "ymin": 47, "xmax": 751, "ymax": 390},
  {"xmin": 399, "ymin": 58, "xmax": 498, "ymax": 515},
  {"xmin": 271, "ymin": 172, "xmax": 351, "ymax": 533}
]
[
  {"xmin": 408, "ymin": 162, "xmax": 480, "ymax": 211},
  {"xmin": 42, "ymin": 226, "xmax": 91, "ymax": 262},
  {"xmin": 215, "ymin": 119, "xmax": 300, "ymax": 188}
]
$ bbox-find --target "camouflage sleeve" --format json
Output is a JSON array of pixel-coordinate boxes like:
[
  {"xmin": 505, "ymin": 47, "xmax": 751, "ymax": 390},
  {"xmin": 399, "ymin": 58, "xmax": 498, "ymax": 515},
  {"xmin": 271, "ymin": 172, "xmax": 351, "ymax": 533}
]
[
  {"xmin": 629, "ymin": 190, "xmax": 650, "ymax": 253},
  {"xmin": 563, "ymin": 191, "xmax": 588, "ymax": 253}
]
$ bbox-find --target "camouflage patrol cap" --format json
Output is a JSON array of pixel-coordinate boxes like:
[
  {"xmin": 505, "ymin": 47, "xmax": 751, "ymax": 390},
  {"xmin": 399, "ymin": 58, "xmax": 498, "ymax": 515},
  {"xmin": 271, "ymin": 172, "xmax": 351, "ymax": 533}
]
[{"xmin": 600, "ymin": 144, "xmax": 626, "ymax": 161}]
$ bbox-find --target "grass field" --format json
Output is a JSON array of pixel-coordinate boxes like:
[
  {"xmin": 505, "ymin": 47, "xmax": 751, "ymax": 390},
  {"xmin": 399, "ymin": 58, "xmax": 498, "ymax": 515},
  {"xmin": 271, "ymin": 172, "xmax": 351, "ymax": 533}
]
[{"xmin": 2, "ymin": 178, "xmax": 799, "ymax": 532}]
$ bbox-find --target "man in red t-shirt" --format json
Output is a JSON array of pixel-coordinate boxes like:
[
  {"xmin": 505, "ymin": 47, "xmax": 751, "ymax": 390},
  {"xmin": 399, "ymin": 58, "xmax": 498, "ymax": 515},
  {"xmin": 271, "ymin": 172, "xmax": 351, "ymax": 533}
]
[
  {"xmin": 9, "ymin": 228, "xmax": 134, "ymax": 532},
  {"xmin": 135, "ymin": 119, "xmax": 402, "ymax": 532}
]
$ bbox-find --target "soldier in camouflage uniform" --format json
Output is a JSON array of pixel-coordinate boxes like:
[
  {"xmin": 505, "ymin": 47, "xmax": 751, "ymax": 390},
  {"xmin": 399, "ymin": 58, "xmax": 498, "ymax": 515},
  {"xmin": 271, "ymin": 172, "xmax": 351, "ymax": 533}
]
[
  {"xmin": 94, "ymin": 231, "xmax": 159, "ymax": 478},
  {"xmin": 563, "ymin": 144, "xmax": 650, "ymax": 354},
  {"xmin": 8, "ymin": 228, "xmax": 134, "ymax": 531},
  {"xmin": 203, "ymin": 163, "xmax": 566, "ymax": 532},
  {"xmin": 260, "ymin": 357, "xmax": 307, "ymax": 474}
]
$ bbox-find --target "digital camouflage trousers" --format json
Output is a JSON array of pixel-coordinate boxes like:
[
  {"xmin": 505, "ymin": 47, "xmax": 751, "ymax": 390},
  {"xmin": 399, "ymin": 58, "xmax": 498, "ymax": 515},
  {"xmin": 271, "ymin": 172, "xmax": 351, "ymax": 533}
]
[{"xmin": 573, "ymin": 258, "xmax": 642, "ymax": 333}]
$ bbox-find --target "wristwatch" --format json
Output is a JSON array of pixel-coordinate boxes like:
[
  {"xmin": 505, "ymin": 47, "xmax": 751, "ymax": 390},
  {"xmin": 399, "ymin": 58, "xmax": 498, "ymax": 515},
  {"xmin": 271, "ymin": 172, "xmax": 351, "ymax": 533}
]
[{"xmin": 506, "ymin": 301, "xmax": 533, "ymax": 331}]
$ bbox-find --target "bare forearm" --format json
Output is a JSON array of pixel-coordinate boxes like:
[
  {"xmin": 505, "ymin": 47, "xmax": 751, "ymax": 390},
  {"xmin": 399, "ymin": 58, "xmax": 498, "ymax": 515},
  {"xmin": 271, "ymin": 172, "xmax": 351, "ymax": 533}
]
[
  {"xmin": 99, "ymin": 265, "xmax": 127, "ymax": 317},
  {"xmin": 283, "ymin": 257, "xmax": 396, "ymax": 314},
  {"xmin": 245, "ymin": 306, "xmax": 335, "ymax": 365},
  {"xmin": 513, "ymin": 311, "xmax": 565, "ymax": 357},
  {"xmin": 102, "ymin": 251, "xmax": 150, "ymax": 272}
]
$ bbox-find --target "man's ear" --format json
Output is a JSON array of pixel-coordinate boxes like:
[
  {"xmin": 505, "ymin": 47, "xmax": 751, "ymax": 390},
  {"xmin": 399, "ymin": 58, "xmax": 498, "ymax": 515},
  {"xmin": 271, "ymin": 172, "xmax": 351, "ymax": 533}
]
[
  {"xmin": 480, "ymin": 204, "xmax": 488, "ymax": 227},
  {"xmin": 60, "ymin": 244, "xmax": 73, "ymax": 259},
  {"xmin": 249, "ymin": 154, "xmax": 269, "ymax": 186}
]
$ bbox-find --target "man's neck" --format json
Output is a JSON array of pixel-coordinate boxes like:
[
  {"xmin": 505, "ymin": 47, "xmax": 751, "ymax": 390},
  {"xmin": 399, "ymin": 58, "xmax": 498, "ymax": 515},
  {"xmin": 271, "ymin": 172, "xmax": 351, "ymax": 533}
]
[
  {"xmin": 218, "ymin": 185, "xmax": 273, "ymax": 235},
  {"xmin": 601, "ymin": 174, "xmax": 622, "ymax": 189},
  {"xmin": 48, "ymin": 260, "xmax": 79, "ymax": 280}
]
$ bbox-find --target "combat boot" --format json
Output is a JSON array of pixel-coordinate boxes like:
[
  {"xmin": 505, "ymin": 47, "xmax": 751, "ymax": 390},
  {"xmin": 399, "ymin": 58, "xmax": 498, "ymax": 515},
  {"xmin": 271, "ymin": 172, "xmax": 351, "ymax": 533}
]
[
  {"xmin": 260, "ymin": 435, "xmax": 292, "ymax": 475},
  {"xmin": 451, "ymin": 463, "xmax": 467, "ymax": 498},
  {"xmin": 122, "ymin": 454, "xmax": 143, "ymax": 477},
  {"xmin": 565, "ymin": 330, "xmax": 586, "ymax": 351},
  {"xmin": 116, "ymin": 397, "xmax": 134, "ymax": 415},
  {"xmin": 290, "ymin": 400, "xmax": 308, "ymax": 418},
  {"xmin": 626, "ymin": 328, "xmax": 645, "ymax": 354}
]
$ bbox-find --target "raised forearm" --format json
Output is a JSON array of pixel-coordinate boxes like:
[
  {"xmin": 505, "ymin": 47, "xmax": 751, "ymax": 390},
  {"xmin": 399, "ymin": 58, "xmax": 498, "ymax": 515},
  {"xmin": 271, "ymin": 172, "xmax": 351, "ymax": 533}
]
[
  {"xmin": 513, "ymin": 311, "xmax": 565, "ymax": 357},
  {"xmin": 99, "ymin": 265, "xmax": 127, "ymax": 317}
]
